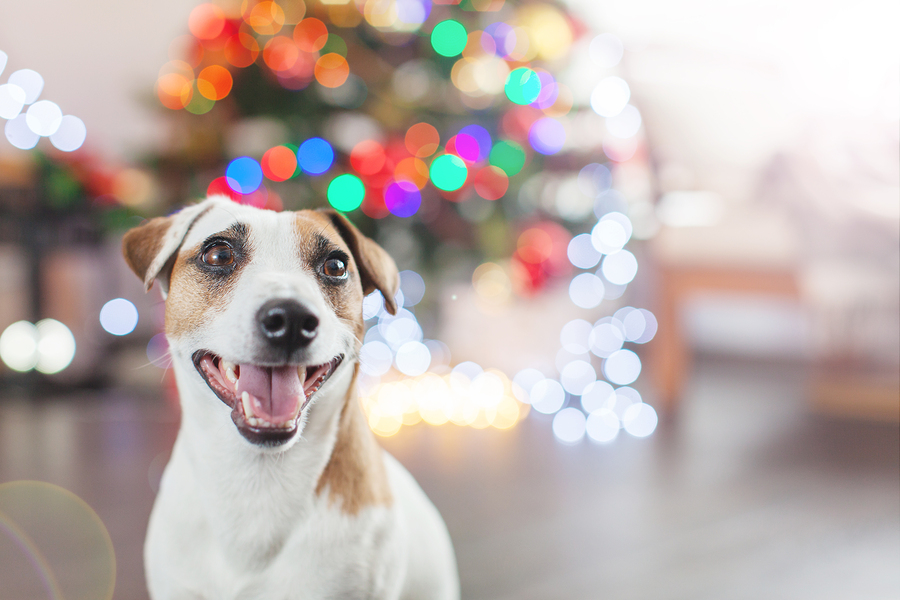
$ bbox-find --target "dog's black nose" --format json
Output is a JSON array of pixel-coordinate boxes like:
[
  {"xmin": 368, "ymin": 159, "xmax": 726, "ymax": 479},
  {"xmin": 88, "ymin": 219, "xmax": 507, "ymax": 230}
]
[{"xmin": 256, "ymin": 300, "xmax": 319, "ymax": 350}]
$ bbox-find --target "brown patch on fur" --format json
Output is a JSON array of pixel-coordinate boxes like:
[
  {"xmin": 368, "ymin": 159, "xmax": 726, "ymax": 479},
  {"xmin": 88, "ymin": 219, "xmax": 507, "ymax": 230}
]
[
  {"xmin": 122, "ymin": 217, "xmax": 170, "ymax": 283},
  {"xmin": 316, "ymin": 369, "xmax": 393, "ymax": 514},
  {"xmin": 164, "ymin": 236, "xmax": 249, "ymax": 338}
]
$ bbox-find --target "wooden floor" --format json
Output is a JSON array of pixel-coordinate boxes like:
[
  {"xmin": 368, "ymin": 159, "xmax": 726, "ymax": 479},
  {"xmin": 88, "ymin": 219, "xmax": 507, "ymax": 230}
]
[{"xmin": 1, "ymin": 356, "xmax": 898, "ymax": 599}]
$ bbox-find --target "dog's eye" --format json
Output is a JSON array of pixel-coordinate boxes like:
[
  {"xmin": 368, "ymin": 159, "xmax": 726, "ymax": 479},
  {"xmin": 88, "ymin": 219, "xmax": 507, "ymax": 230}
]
[
  {"xmin": 323, "ymin": 257, "xmax": 347, "ymax": 278},
  {"xmin": 202, "ymin": 243, "xmax": 234, "ymax": 267}
]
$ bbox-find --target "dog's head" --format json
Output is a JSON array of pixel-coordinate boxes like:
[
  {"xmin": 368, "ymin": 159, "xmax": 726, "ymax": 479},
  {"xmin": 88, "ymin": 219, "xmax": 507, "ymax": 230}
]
[{"xmin": 123, "ymin": 196, "xmax": 398, "ymax": 448}]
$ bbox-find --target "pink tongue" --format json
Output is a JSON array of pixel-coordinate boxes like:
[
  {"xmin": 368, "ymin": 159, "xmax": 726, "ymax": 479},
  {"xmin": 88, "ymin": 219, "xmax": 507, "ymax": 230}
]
[{"xmin": 236, "ymin": 364, "xmax": 304, "ymax": 422}]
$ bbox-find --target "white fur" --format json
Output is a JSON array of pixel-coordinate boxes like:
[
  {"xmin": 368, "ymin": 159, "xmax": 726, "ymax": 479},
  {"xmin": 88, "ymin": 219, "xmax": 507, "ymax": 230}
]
[{"xmin": 143, "ymin": 198, "xmax": 459, "ymax": 599}]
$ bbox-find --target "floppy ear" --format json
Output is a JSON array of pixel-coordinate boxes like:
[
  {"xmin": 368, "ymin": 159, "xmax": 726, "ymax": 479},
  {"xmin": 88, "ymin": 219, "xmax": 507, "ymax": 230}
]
[
  {"xmin": 320, "ymin": 209, "xmax": 399, "ymax": 316},
  {"xmin": 122, "ymin": 199, "xmax": 215, "ymax": 296}
]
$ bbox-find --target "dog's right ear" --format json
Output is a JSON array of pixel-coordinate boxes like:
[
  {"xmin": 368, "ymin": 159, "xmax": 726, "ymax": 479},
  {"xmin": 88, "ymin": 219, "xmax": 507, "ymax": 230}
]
[{"xmin": 122, "ymin": 199, "xmax": 214, "ymax": 297}]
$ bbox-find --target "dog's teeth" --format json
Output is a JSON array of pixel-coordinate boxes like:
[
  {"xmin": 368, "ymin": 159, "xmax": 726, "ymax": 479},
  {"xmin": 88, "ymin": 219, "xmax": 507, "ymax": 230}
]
[
  {"xmin": 222, "ymin": 360, "xmax": 237, "ymax": 382},
  {"xmin": 241, "ymin": 391, "xmax": 254, "ymax": 418}
]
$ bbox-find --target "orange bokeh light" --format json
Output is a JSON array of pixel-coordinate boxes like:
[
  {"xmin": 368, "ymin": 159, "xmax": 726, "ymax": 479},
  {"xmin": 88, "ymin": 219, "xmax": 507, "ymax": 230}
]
[
  {"xmin": 517, "ymin": 228, "xmax": 554, "ymax": 264},
  {"xmin": 473, "ymin": 165, "xmax": 509, "ymax": 200},
  {"xmin": 394, "ymin": 157, "xmax": 430, "ymax": 189},
  {"xmin": 293, "ymin": 18, "xmax": 329, "ymax": 53},
  {"xmin": 261, "ymin": 146, "xmax": 298, "ymax": 182},
  {"xmin": 404, "ymin": 123, "xmax": 440, "ymax": 158},
  {"xmin": 224, "ymin": 32, "xmax": 260, "ymax": 68},
  {"xmin": 314, "ymin": 53, "xmax": 349, "ymax": 88},
  {"xmin": 157, "ymin": 73, "xmax": 193, "ymax": 110},
  {"xmin": 247, "ymin": 1, "xmax": 285, "ymax": 35},
  {"xmin": 197, "ymin": 65, "xmax": 233, "ymax": 100},
  {"xmin": 189, "ymin": 4, "xmax": 226, "ymax": 40},
  {"xmin": 263, "ymin": 36, "xmax": 300, "ymax": 72}
]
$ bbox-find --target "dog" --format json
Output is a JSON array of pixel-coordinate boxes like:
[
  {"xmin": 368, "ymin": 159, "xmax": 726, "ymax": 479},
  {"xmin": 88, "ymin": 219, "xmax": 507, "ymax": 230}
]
[{"xmin": 123, "ymin": 196, "xmax": 459, "ymax": 599}]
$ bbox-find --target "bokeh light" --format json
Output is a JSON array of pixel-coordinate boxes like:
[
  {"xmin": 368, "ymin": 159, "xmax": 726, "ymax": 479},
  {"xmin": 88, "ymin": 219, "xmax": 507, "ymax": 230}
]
[
  {"xmin": 8, "ymin": 69, "xmax": 43, "ymax": 104},
  {"xmin": 473, "ymin": 166, "xmax": 508, "ymax": 200},
  {"xmin": 568, "ymin": 273, "xmax": 605, "ymax": 309},
  {"xmin": 586, "ymin": 408, "xmax": 620, "ymax": 443},
  {"xmin": 567, "ymin": 233, "xmax": 602, "ymax": 269},
  {"xmin": 488, "ymin": 140, "xmax": 525, "ymax": 176},
  {"xmin": 315, "ymin": 53, "xmax": 350, "ymax": 88},
  {"xmin": 591, "ymin": 76, "xmax": 631, "ymax": 118},
  {"xmin": 226, "ymin": 156, "xmax": 264, "ymax": 194},
  {"xmin": 431, "ymin": 20, "xmax": 468, "ymax": 57},
  {"xmin": 384, "ymin": 180, "xmax": 421, "ymax": 217},
  {"xmin": 528, "ymin": 117, "xmax": 565, "ymax": 155},
  {"xmin": 0, "ymin": 83, "xmax": 26, "ymax": 119},
  {"xmin": 606, "ymin": 104, "xmax": 642, "ymax": 139},
  {"xmin": 600, "ymin": 249, "xmax": 638, "ymax": 285},
  {"xmin": 589, "ymin": 33, "xmax": 624, "ymax": 68},
  {"xmin": 399, "ymin": 270, "xmax": 426, "ymax": 306},
  {"xmin": 395, "ymin": 340, "xmax": 431, "ymax": 376},
  {"xmin": 5, "ymin": 114, "xmax": 39, "ymax": 150},
  {"xmin": 603, "ymin": 349, "xmax": 642, "ymax": 385},
  {"xmin": 560, "ymin": 359, "xmax": 596, "ymax": 395},
  {"xmin": 623, "ymin": 403, "xmax": 658, "ymax": 437},
  {"xmin": 458, "ymin": 124, "xmax": 491, "ymax": 160},
  {"xmin": 405, "ymin": 122, "xmax": 440, "ymax": 157},
  {"xmin": 197, "ymin": 65, "xmax": 233, "ymax": 100},
  {"xmin": 589, "ymin": 319, "xmax": 625, "ymax": 358},
  {"xmin": 552, "ymin": 407, "xmax": 586, "ymax": 444},
  {"xmin": 294, "ymin": 18, "xmax": 329, "ymax": 52},
  {"xmin": 578, "ymin": 163, "xmax": 612, "ymax": 198},
  {"xmin": 327, "ymin": 173, "xmax": 365, "ymax": 211},
  {"xmin": 297, "ymin": 137, "xmax": 335, "ymax": 174},
  {"xmin": 505, "ymin": 67, "xmax": 541, "ymax": 105},
  {"xmin": 350, "ymin": 140, "xmax": 386, "ymax": 174},
  {"xmin": 261, "ymin": 145, "xmax": 298, "ymax": 181},
  {"xmin": 99, "ymin": 298, "xmax": 139, "ymax": 336},
  {"xmin": 529, "ymin": 378, "xmax": 565, "ymax": 414},
  {"xmin": 34, "ymin": 319, "xmax": 76, "ymax": 374},
  {"xmin": 24, "ymin": 100, "xmax": 62, "ymax": 136},
  {"xmin": 429, "ymin": 154, "xmax": 467, "ymax": 191},
  {"xmin": 188, "ymin": 4, "xmax": 226, "ymax": 40},
  {"xmin": 581, "ymin": 380, "xmax": 616, "ymax": 414},
  {"xmin": 0, "ymin": 321, "xmax": 39, "ymax": 372},
  {"xmin": 560, "ymin": 319, "xmax": 592, "ymax": 354}
]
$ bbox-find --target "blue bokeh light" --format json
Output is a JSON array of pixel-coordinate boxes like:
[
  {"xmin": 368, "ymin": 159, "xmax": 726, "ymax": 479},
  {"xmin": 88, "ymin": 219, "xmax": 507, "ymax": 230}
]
[
  {"xmin": 297, "ymin": 138, "xmax": 334, "ymax": 175},
  {"xmin": 226, "ymin": 157, "xmax": 263, "ymax": 194}
]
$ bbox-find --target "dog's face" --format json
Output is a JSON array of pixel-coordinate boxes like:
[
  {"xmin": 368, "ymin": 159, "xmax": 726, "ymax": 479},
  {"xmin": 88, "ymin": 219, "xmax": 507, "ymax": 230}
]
[{"xmin": 123, "ymin": 197, "xmax": 398, "ymax": 449}]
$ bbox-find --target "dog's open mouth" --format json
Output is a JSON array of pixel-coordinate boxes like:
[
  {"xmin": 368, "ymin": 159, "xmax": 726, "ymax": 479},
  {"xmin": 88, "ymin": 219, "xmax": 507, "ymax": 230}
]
[{"xmin": 193, "ymin": 351, "xmax": 343, "ymax": 445}]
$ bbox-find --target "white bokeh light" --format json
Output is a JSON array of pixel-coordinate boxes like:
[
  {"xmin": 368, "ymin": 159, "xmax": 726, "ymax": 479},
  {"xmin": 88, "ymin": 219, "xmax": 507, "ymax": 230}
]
[
  {"xmin": 530, "ymin": 379, "xmax": 566, "ymax": 414},
  {"xmin": 567, "ymin": 233, "xmax": 602, "ymax": 269},
  {"xmin": 360, "ymin": 340, "xmax": 393, "ymax": 376},
  {"xmin": 603, "ymin": 350, "xmax": 642, "ymax": 385},
  {"xmin": 512, "ymin": 368, "xmax": 545, "ymax": 403},
  {"xmin": 394, "ymin": 340, "xmax": 431, "ymax": 376},
  {"xmin": 8, "ymin": 69, "xmax": 43, "ymax": 104},
  {"xmin": 5, "ymin": 114, "xmax": 40, "ymax": 150},
  {"xmin": 398, "ymin": 270, "xmax": 426, "ymax": 307},
  {"xmin": 606, "ymin": 104, "xmax": 642, "ymax": 139},
  {"xmin": 99, "ymin": 298, "xmax": 139, "ymax": 336},
  {"xmin": 0, "ymin": 50, "xmax": 7, "ymax": 76},
  {"xmin": 581, "ymin": 380, "xmax": 616, "ymax": 413},
  {"xmin": 34, "ymin": 319, "xmax": 76, "ymax": 374},
  {"xmin": 589, "ymin": 320, "xmax": 625, "ymax": 358},
  {"xmin": 0, "ymin": 83, "xmax": 26, "ymax": 119},
  {"xmin": 560, "ymin": 319, "xmax": 593, "ymax": 354},
  {"xmin": 552, "ymin": 407, "xmax": 587, "ymax": 444},
  {"xmin": 586, "ymin": 408, "xmax": 620, "ymax": 443},
  {"xmin": 612, "ymin": 386, "xmax": 642, "ymax": 420},
  {"xmin": 362, "ymin": 291, "xmax": 384, "ymax": 320},
  {"xmin": 569, "ymin": 273, "xmax": 605, "ymax": 309},
  {"xmin": 591, "ymin": 219, "xmax": 627, "ymax": 255},
  {"xmin": 559, "ymin": 359, "xmax": 596, "ymax": 395},
  {"xmin": 49, "ymin": 115, "xmax": 86, "ymax": 152},
  {"xmin": 25, "ymin": 100, "xmax": 63, "ymax": 136},
  {"xmin": 0, "ymin": 321, "xmax": 39, "ymax": 372},
  {"xmin": 590, "ymin": 76, "xmax": 631, "ymax": 118},
  {"xmin": 589, "ymin": 33, "xmax": 624, "ymax": 68},
  {"xmin": 577, "ymin": 163, "xmax": 612, "ymax": 198},
  {"xmin": 623, "ymin": 402, "xmax": 658, "ymax": 437},
  {"xmin": 601, "ymin": 250, "xmax": 638, "ymax": 285}
]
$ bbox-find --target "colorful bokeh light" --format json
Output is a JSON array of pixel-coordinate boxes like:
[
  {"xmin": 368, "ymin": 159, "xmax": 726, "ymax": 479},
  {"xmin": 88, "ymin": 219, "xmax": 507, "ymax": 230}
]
[
  {"xmin": 431, "ymin": 20, "xmax": 468, "ymax": 57},
  {"xmin": 226, "ymin": 156, "xmax": 263, "ymax": 194},
  {"xmin": 488, "ymin": 140, "xmax": 526, "ymax": 176},
  {"xmin": 429, "ymin": 154, "xmax": 468, "ymax": 191},
  {"xmin": 405, "ymin": 122, "xmax": 440, "ymax": 157},
  {"xmin": 297, "ymin": 137, "xmax": 334, "ymax": 174},
  {"xmin": 328, "ymin": 173, "xmax": 365, "ymax": 211},
  {"xmin": 261, "ymin": 145, "xmax": 298, "ymax": 181},
  {"xmin": 505, "ymin": 67, "xmax": 541, "ymax": 105},
  {"xmin": 384, "ymin": 180, "xmax": 421, "ymax": 218}
]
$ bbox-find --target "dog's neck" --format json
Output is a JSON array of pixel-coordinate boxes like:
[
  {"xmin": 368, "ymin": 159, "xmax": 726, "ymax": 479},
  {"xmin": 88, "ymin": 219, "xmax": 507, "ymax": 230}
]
[{"xmin": 167, "ymin": 359, "xmax": 388, "ymax": 566}]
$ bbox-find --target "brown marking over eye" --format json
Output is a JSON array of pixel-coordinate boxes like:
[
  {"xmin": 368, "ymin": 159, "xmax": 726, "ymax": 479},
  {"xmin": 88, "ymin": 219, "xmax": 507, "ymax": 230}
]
[
  {"xmin": 294, "ymin": 211, "xmax": 366, "ymax": 342},
  {"xmin": 315, "ymin": 369, "xmax": 393, "ymax": 514},
  {"xmin": 165, "ymin": 235, "xmax": 250, "ymax": 339}
]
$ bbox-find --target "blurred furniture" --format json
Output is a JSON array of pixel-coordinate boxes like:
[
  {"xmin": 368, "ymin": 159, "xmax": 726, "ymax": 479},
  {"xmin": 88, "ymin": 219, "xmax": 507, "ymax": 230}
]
[{"xmin": 647, "ymin": 208, "xmax": 801, "ymax": 413}]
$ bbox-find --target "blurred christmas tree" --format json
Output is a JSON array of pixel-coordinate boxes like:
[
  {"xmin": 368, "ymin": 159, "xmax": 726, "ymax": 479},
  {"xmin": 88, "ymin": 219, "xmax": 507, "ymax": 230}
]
[{"xmin": 148, "ymin": 0, "xmax": 645, "ymax": 291}]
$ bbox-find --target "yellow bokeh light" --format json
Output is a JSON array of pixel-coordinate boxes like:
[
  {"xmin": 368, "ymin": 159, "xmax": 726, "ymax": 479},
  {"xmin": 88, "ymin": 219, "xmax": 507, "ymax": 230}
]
[{"xmin": 516, "ymin": 3, "xmax": 573, "ymax": 61}]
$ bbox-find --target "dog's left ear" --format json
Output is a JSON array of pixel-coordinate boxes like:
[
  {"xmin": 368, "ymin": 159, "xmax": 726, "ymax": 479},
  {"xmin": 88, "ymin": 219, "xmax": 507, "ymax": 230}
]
[
  {"xmin": 320, "ymin": 209, "xmax": 399, "ymax": 315},
  {"xmin": 122, "ymin": 199, "xmax": 215, "ymax": 297}
]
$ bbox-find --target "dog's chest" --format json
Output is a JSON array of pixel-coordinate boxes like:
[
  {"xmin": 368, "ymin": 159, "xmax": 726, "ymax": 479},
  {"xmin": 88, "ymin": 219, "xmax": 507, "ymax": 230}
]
[{"xmin": 149, "ymin": 496, "xmax": 403, "ymax": 600}]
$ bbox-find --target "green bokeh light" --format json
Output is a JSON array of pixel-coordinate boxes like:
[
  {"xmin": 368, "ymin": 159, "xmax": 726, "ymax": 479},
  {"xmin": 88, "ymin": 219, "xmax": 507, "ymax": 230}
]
[
  {"xmin": 430, "ymin": 154, "xmax": 468, "ymax": 191},
  {"xmin": 504, "ymin": 68, "xmax": 542, "ymax": 105},
  {"xmin": 327, "ymin": 174, "xmax": 365, "ymax": 211},
  {"xmin": 431, "ymin": 20, "xmax": 468, "ymax": 57},
  {"xmin": 489, "ymin": 141, "xmax": 526, "ymax": 176}
]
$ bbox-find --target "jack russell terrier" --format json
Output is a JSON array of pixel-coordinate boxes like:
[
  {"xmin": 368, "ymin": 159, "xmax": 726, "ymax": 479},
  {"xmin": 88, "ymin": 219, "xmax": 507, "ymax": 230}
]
[{"xmin": 123, "ymin": 196, "xmax": 459, "ymax": 599}]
